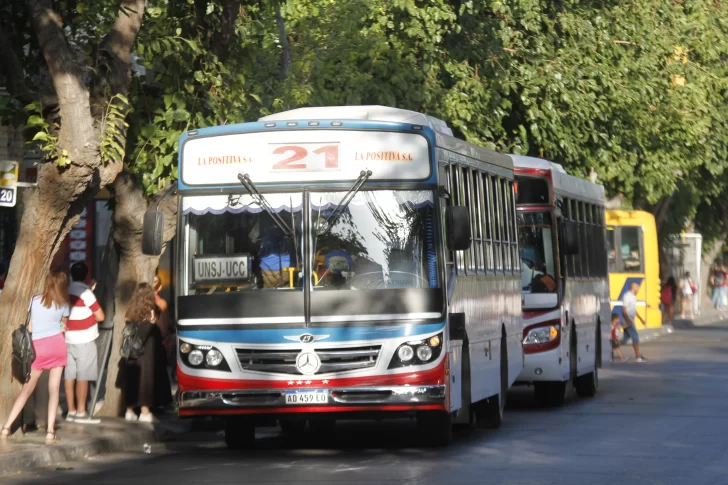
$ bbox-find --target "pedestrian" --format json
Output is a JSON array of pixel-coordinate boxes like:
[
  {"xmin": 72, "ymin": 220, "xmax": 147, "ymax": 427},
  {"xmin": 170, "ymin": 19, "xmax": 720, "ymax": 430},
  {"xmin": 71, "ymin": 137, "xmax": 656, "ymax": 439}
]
[
  {"xmin": 621, "ymin": 281, "xmax": 647, "ymax": 362},
  {"xmin": 661, "ymin": 276, "xmax": 677, "ymax": 325},
  {"xmin": 679, "ymin": 272, "xmax": 695, "ymax": 319},
  {"xmin": 712, "ymin": 264, "xmax": 728, "ymax": 311},
  {"xmin": 1, "ymin": 271, "xmax": 69, "ymax": 444},
  {"xmin": 119, "ymin": 284, "xmax": 172, "ymax": 423},
  {"xmin": 610, "ymin": 313, "xmax": 626, "ymax": 362},
  {"xmin": 65, "ymin": 262, "xmax": 104, "ymax": 424},
  {"xmin": 154, "ymin": 275, "xmax": 176, "ymax": 383}
]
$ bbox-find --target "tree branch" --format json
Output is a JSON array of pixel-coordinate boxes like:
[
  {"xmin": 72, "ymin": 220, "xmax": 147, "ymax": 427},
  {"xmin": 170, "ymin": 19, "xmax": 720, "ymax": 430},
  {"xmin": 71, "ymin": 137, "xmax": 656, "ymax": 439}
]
[
  {"xmin": 27, "ymin": 0, "xmax": 96, "ymax": 155},
  {"xmin": 102, "ymin": 0, "xmax": 146, "ymax": 96}
]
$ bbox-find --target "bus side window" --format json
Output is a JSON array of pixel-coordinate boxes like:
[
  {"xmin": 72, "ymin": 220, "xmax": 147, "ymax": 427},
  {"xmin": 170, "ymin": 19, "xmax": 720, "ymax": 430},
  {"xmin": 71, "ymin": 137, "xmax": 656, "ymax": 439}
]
[
  {"xmin": 579, "ymin": 202, "xmax": 590, "ymax": 277},
  {"xmin": 471, "ymin": 170, "xmax": 485, "ymax": 273},
  {"xmin": 461, "ymin": 166, "xmax": 474, "ymax": 274},
  {"xmin": 620, "ymin": 226, "xmax": 643, "ymax": 273},
  {"xmin": 482, "ymin": 173, "xmax": 494, "ymax": 272},
  {"xmin": 491, "ymin": 176, "xmax": 503, "ymax": 272},
  {"xmin": 440, "ymin": 163, "xmax": 454, "ymax": 278},
  {"xmin": 607, "ymin": 226, "xmax": 617, "ymax": 272}
]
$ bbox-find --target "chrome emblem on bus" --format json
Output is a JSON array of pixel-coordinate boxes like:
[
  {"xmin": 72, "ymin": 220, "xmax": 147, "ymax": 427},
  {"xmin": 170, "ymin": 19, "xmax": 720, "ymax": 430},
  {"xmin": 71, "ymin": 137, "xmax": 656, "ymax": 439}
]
[
  {"xmin": 295, "ymin": 351, "xmax": 322, "ymax": 375},
  {"xmin": 284, "ymin": 334, "xmax": 330, "ymax": 344}
]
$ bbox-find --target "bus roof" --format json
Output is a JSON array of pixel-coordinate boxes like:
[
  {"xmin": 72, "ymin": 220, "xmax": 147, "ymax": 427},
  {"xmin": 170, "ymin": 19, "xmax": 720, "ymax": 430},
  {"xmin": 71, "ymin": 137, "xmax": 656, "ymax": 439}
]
[
  {"xmin": 259, "ymin": 105, "xmax": 454, "ymax": 136},
  {"xmin": 510, "ymin": 155, "xmax": 605, "ymax": 204}
]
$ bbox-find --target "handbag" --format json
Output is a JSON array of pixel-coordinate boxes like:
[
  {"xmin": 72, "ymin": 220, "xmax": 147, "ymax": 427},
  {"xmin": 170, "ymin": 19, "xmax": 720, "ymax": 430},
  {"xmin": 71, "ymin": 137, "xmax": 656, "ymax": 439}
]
[
  {"xmin": 689, "ymin": 280, "xmax": 697, "ymax": 294},
  {"xmin": 11, "ymin": 303, "xmax": 36, "ymax": 383}
]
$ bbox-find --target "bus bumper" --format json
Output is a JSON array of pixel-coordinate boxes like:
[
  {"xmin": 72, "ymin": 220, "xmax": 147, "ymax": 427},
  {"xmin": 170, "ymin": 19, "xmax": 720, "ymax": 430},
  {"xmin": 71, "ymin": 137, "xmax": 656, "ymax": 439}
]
[
  {"xmin": 179, "ymin": 385, "xmax": 446, "ymax": 413},
  {"xmin": 516, "ymin": 346, "xmax": 565, "ymax": 383}
]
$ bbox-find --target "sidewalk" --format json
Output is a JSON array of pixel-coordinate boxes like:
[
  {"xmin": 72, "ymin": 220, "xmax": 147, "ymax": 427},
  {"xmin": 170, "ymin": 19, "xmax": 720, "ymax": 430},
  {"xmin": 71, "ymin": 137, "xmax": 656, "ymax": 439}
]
[
  {"xmin": 672, "ymin": 306, "xmax": 728, "ymax": 329},
  {"xmin": 0, "ymin": 416, "xmax": 189, "ymax": 477}
]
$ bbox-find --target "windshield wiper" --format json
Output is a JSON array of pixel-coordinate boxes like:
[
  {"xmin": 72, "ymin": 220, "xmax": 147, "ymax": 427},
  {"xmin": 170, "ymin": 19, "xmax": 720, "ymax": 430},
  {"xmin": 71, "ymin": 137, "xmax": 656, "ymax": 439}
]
[
  {"xmin": 317, "ymin": 169, "xmax": 372, "ymax": 236},
  {"xmin": 237, "ymin": 172, "xmax": 294, "ymax": 238}
]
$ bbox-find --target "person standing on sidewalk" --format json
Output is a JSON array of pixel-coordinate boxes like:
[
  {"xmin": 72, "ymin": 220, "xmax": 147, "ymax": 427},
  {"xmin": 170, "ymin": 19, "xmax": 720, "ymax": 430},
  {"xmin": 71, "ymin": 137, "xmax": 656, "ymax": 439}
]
[
  {"xmin": 1, "ymin": 271, "xmax": 69, "ymax": 444},
  {"xmin": 65, "ymin": 262, "xmax": 104, "ymax": 424},
  {"xmin": 712, "ymin": 265, "xmax": 728, "ymax": 311},
  {"xmin": 621, "ymin": 281, "xmax": 647, "ymax": 362},
  {"xmin": 119, "ymin": 284, "xmax": 172, "ymax": 423},
  {"xmin": 679, "ymin": 272, "xmax": 696, "ymax": 319}
]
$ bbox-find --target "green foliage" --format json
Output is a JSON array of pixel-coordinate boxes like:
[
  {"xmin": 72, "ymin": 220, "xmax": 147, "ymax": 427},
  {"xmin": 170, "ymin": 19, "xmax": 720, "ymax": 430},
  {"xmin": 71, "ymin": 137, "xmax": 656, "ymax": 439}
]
[
  {"xmin": 24, "ymin": 102, "xmax": 71, "ymax": 167},
  {"xmin": 100, "ymin": 94, "xmax": 130, "ymax": 164}
]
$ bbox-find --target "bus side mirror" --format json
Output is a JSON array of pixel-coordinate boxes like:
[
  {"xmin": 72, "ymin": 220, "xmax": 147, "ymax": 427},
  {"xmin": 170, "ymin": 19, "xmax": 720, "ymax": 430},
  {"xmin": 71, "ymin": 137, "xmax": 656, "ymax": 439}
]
[
  {"xmin": 562, "ymin": 220, "xmax": 579, "ymax": 255},
  {"xmin": 142, "ymin": 210, "xmax": 164, "ymax": 256},
  {"xmin": 446, "ymin": 206, "xmax": 472, "ymax": 251}
]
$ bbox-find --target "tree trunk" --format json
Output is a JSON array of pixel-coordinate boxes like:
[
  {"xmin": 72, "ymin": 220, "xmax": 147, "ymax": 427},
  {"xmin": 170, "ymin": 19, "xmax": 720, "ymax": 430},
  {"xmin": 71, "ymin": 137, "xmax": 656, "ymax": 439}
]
[{"xmin": 101, "ymin": 173, "xmax": 177, "ymax": 416}]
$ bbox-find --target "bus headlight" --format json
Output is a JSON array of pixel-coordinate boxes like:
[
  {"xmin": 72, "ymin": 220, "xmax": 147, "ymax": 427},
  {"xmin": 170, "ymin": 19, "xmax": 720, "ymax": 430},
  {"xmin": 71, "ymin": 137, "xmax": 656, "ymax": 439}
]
[
  {"xmin": 179, "ymin": 340, "xmax": 231, "ymax": 371},
  {"xmin": 522, "ymin": 321, "xmax": 561, "ymax": 354},
  {"xmin": 398, "ymin": 345, "xmax": 414, "ymax": 362},
  {"xmin": 206, "ymin": 349, "xmax": 224, "ymax": 367},
  {"xmin": 416, "ymin": 345, "xmax": 433, "ymax": 361},
  {"xmin": 188, "ymin": 350, "xmax": 204, "ymax": 366},
  {"xmin": 389, "ymin": 333, "xmax": 443, "ymax": 369}
]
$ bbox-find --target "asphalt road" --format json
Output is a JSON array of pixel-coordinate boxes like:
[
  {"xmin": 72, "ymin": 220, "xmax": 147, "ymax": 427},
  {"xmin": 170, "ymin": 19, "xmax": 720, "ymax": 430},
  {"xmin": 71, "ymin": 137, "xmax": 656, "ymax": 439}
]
[{"xmin": 7, "ymin": 319, "xmax": 728, "ymax": 485}]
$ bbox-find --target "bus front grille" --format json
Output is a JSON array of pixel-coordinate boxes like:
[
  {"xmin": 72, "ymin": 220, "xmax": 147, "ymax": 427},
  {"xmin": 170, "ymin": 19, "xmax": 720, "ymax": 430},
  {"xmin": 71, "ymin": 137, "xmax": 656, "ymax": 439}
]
[{"xmin": 235, "ymin": 346, "xmax": 381, "ymax": 375}]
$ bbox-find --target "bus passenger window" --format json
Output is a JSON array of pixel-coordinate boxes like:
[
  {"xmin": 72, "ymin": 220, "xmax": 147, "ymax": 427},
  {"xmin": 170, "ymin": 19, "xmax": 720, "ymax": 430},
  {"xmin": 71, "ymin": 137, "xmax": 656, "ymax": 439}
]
[
  {"xmin": 607, "ymin": 227, "xmax": 617, "ymax": 272},
  {"xmin": 620, "ymin": 227, "xmax": 643, "ymax": 273}
]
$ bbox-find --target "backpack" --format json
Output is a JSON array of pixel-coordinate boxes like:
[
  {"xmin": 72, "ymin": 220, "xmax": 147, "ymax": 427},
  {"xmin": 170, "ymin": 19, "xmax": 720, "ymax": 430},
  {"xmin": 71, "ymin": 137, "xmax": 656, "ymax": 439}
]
[
  {"xmin": 121, "ymin": 321, "xmax": 146, "ymax": 359},
  {"xmin": 660, "ymin": 286, "xmax": 673, "ymax": 305},
  {"xmin": 11, "ymin": 304, "xmax": 36, "ymax": 383},
  {"xmin": 715, "ymin": 271, "xmax": 725, "ymax": 286}
]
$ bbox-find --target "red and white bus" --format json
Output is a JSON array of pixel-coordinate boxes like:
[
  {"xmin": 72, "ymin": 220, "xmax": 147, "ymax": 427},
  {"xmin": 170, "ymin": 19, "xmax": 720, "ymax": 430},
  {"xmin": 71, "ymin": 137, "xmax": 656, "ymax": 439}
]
[{"xmin": 511, "ymin": 156, "xmax": 611, "ymax": 405}]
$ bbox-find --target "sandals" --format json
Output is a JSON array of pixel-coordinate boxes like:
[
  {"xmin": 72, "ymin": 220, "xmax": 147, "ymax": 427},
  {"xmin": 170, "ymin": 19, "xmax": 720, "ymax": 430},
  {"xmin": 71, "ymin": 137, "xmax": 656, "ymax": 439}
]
[{"xmin": 45, "ymin": 430, "xmax": 60, "ymax": 444}]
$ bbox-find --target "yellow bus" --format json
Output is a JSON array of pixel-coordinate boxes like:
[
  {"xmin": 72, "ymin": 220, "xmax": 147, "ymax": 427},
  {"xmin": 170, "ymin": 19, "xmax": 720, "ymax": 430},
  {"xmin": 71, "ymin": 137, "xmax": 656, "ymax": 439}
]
[{"xmin": 606, "ymin": 210, "xmax": 662, "ymax": 330}]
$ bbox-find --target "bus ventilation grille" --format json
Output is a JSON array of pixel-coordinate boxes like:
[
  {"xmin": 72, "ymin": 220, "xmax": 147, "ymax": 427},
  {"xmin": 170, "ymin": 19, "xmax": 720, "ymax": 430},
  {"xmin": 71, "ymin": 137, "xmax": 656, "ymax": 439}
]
[{"xmin": 235, "ymin": 346, "xmax": 381, "ymax": 375}]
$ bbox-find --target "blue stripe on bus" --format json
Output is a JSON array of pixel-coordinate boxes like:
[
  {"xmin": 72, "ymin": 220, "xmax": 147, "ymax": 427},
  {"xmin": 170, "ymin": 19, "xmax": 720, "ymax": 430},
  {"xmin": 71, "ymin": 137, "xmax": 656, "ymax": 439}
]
[
  {"xmin": 617, "ymin": 277, "xmax": 644, "ymax": 301},
  {"xmin": 178, "ymin": 322, "xmax": 446, "ymax": 344}
]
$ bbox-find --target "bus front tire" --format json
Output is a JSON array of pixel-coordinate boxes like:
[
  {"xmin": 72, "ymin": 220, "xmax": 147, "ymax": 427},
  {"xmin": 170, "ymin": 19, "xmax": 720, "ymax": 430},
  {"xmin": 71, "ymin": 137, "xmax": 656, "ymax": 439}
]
[
  {"xmin": 225, "ymin": 417, "xmax": 255, "ymax": 450},
  {"xmin": 478, "ymin": 336, "xmax": 507, "ymax": 429},
  {"xmin": 417, "ymin": 411, "xmax": 452, "ymax": 446},
  {"xmin": 575, "ymin": 328, "xmax": 600, "ymax": 398}
]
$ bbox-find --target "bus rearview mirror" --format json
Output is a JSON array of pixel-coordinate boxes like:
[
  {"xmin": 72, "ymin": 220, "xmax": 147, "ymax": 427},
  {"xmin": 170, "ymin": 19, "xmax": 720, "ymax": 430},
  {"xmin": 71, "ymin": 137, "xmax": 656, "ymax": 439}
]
[
  {"xmin": 142, "ymin": 210, "xmax": 164, "ymax": 256},
  {"xmin": 563, "ymin": 220, "xmax": 579, "ymax": 255},
  {"xmin": 446, "ymin": 206, "xmax": 472, "ymax": 251}
]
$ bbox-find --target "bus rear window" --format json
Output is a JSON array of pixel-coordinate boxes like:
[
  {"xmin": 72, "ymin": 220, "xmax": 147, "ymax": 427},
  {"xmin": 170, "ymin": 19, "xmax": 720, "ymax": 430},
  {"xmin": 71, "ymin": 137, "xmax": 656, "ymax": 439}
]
[{"xmin": 515, "ymin": 176, "xmax": 550, "ymax": 205}]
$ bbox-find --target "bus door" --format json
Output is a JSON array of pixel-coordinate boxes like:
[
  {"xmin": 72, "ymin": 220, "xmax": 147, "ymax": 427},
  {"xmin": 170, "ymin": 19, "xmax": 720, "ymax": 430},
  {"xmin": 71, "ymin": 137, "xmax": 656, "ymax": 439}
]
[{"xmin": 608, "ymin": 226, "xmax": 648, "ymax": 328}]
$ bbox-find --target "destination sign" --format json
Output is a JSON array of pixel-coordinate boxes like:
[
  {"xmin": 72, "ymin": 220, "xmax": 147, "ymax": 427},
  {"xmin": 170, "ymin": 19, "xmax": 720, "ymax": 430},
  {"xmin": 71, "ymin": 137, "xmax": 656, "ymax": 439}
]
[
  {"xmin": 194, "ymin": 254, "xmax": 251, "ymax": 284},
  {"xmin": 181, "ymin": 130, "xmax": 431, "ymax": 185}
]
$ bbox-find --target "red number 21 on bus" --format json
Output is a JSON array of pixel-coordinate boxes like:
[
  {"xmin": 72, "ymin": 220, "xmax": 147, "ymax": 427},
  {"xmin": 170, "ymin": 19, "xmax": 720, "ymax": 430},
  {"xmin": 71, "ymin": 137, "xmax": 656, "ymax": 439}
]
[{"xmin": 271, "ymin": 143, "xmax": 340, "ymax": 171}]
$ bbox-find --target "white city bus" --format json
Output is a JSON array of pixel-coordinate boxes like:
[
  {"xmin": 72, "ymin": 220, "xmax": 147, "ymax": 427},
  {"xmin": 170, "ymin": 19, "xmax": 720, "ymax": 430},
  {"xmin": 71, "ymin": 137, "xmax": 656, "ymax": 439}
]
[
  {"xmin": 512, "ymin": 156, "xmax": 611, "ymax": 405},
  {"xmin": 142, "ymin": 106, "xmax": 523, "ymax": 447}
]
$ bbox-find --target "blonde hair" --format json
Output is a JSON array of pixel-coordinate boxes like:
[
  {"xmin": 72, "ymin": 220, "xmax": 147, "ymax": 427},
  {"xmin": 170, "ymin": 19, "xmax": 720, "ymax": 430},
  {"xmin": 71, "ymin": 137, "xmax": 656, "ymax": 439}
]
[{"xmin": 41, "ymin": 271, "xmax": 69, "ymax": 308}]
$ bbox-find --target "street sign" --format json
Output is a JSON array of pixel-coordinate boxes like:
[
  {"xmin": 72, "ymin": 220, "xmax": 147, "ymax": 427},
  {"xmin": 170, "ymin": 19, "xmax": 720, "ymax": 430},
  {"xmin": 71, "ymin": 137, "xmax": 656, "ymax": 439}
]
[{"xmin": 0, "ymin": 161, "xmax": 19, "ymax": 208}]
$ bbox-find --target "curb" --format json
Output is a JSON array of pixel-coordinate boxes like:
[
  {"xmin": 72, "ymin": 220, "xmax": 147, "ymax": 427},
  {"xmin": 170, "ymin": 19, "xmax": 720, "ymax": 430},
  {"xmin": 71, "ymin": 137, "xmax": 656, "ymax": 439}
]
[{"xmin": 0, "ymin": 421, "xmax": 157, "ymax": 477}]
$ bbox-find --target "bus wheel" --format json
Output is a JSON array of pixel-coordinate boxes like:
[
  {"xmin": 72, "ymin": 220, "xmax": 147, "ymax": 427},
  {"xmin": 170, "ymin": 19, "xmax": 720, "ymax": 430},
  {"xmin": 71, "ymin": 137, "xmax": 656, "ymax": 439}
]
[
  {"xmin": 534, "ymin": 381, "xmax": 566, "ymax": 407},
  {"xmin": 225, "ymin": 417, "xmax": 255, "ymax": 450},
  {"xmin": 418, "ymin": 411, "xmax": 452, "ymax": 446},
  {"xmin": 478, "ymin": 336, "xmax": 507, "ymax": 429},
  {"xmin": 575, "ymin": 329, "xmax": 599, "ymax": 398},
  {"xmin": 279, "ymin": 418, "xmax": 307, "ymax": 436}
]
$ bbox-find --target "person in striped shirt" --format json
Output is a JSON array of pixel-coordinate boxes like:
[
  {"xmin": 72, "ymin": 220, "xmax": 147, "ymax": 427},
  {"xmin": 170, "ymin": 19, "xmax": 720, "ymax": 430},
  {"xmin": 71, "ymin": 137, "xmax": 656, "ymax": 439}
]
[{"xmin": 65, "ymin": 262, "xmax": 104, "ymax": 423}]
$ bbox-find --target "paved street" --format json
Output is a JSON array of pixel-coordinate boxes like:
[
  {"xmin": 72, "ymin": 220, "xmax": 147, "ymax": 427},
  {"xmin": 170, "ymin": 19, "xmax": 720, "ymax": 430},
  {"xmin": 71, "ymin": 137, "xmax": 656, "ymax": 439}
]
[{"xmin": 6, "ymin": 319, "xmax": 728, "ymax": 485}]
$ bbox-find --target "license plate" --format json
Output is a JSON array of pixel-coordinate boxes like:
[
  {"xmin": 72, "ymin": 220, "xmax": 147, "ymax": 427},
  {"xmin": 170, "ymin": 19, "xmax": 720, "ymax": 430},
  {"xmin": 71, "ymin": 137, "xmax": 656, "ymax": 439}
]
[{"xmin": 285, "ymin": 390, "xmax": 328, "ymax": 405}]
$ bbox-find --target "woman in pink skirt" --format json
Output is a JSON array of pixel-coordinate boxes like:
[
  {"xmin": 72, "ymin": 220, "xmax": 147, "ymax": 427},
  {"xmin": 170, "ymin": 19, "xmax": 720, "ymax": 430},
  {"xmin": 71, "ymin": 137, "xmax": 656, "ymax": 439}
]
[{"xmin": 1, "ymin": 271, "xmax": 69, "ymax": 444}]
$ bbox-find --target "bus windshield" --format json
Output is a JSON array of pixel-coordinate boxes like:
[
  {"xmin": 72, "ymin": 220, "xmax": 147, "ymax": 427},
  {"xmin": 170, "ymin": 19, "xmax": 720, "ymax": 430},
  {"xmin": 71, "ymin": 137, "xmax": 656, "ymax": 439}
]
[
  {"xmin": 518, "ymin": 211, "xmax": 557, "ymax": 298},
  {"xmin": 183, "ymin": 193, "xmax": 303, "ymax": 294},
  {"xmin": 311, "ymin": 190, "xmax": 438, "ymax": 291}
]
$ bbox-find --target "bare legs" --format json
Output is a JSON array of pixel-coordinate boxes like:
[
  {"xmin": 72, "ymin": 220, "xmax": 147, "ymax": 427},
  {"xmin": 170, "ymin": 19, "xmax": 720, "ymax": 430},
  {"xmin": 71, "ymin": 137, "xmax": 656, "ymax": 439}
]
[
  {"xmin": 2, "ymin": 369, "xmax": 44, "ymax": 432},
  {"xmin": 47, "ymin": 367, "xmax": 63, "ymax": 434},
  {"xmin": 65, "ymin": 379, "xmax": 89, "ymax": 415}
]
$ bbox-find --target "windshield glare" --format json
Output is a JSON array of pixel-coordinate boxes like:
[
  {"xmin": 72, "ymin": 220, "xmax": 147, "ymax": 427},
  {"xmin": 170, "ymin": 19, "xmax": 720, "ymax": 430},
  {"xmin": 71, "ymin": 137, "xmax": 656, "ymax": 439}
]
[
  {"xmin": 184, "ymin": 193, "xmax": 303, "ymax": 294},
  {"xmin": 518, "ymin": 212, "xmax": 556, "ymax": 294},
  {"xmin": 312, "ymin": 190, "xmax": 438, "ymax": 290}
]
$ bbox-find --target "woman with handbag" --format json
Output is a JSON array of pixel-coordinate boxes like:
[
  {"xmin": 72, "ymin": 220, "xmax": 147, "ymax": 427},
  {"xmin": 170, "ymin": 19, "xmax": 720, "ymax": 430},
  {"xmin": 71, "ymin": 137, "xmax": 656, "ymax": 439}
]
[
  {"xmin": 118, "ymin": 284, "xmax": 172, "ymax": 423},
  {"xmin": 1, "ymin": 271, "xmax": 69, "ymax": 444},
  {"xmin": 680, "ymin": 272, "xmax": 696, "ymax": 319}
]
